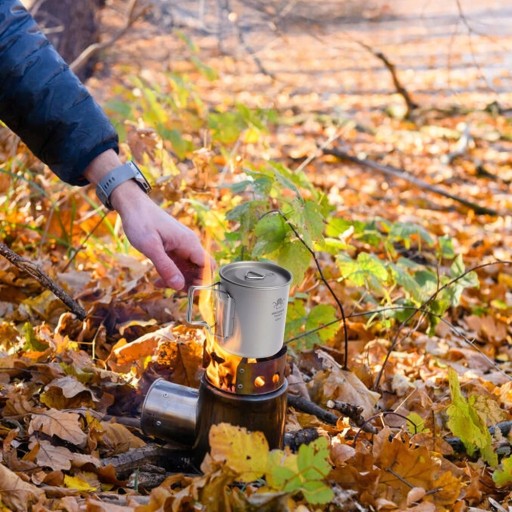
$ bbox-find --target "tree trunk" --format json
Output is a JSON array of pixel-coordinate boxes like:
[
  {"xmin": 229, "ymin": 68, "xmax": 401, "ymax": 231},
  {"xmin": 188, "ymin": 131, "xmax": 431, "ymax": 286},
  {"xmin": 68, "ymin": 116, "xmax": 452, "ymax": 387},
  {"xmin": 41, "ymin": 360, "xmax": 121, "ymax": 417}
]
[{"xmin": 27, "ymin": 0, "xmax": 105, "ymax": 80}]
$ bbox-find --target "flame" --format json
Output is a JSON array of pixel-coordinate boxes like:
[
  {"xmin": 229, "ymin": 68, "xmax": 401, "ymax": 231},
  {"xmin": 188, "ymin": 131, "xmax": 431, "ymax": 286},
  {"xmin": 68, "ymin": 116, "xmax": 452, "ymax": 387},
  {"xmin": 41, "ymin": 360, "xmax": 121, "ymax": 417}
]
[{"xmin": 196, "ymin": 247, "xmax": 243, "ymax": 392}]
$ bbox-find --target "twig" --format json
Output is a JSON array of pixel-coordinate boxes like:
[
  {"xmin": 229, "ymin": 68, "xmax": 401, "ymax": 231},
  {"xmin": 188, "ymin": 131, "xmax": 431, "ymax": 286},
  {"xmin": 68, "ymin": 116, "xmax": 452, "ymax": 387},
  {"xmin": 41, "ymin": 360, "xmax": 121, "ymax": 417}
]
[
  {"xmin": 352, "ymin": 39, "xmax": 418, "ymax": 118},
  {"xmin": 323, "ymin": 147, "xmax": 500, "ymax": 216},
  {"xmin": 0, "ymin": 242, "xmax": 86, "ymax": 320},
  {"xmin": 373, "ymin": 260, "xmax": 511, "ymax": 390},
  {"xmin": 61, "ymin": 210, "xmax": 108, "ymax": 272},
  {"xmin": 70, "ymin": 0, "xmax": 152, "ymax": 76},
  {"xmin": 287, "ymin": 394, "xmax": 338, "ymax": 425},
  {"xmin": 101, "ymin": 443, "xmax": 195, "ymax": 477},
  {"xmin": 221, "ymin": 0, "xmax": 275, "ymax": 78},
  {"xmin": 283, "ymin": 428, "xmax": 320, "ymax": 451}
]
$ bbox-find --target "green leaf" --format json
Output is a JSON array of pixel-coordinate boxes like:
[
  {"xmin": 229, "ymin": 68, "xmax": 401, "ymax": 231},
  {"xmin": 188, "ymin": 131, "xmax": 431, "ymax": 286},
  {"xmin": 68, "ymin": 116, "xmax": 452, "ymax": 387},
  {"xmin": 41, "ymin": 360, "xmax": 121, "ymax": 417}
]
[
  {"xmin": 253, "ymin": 214, "xmax": 289, "ymax": 257},
  {"xmin": 406, "ymin": 412, "xmax": 429, "ymax": 434},
  {"xmin": 301, "ymin": 479, "xmax": 335, "ymax": 505},
  {"xmin": 303, "ymin": 200, "xmax": 325, "ymax": 243},
  {"xmin": 297, "ymin": 437, "xmax": 332, "ymax": 480},
  {"xmin": 306, "ymin": 304, "xmax": 339, "ymax": 343},
  {"xmin": 446, "ymin": 368, "xmax": 497, "ymax": 467},
  {"xmin": 388, "ymin": 221, "xmax": 434, "ymax": 248},
  {"xmin": 23, "ymin": 322, "xmax": 47, "ymax": 352},
  {"xmin": 338, "ymin": 252, "xmax": 388, "ymax": 290},
  {"xmin": 439, "ymin": 235, "xmax": 455, "ymax": 259},
  {"xmin": 493, "ymin": 456, "xmax": 512, "ymax": 487},
  {"xmin": 278, "ymin": 240, "xmax": 311, "ymax": 286},
  {"xmin": 190, "ymin": 55, "xmax": 218, "ymax": 81},
  {"xmin": 266, "ymin": 438, "xmax": 333, "ymax": 505}
]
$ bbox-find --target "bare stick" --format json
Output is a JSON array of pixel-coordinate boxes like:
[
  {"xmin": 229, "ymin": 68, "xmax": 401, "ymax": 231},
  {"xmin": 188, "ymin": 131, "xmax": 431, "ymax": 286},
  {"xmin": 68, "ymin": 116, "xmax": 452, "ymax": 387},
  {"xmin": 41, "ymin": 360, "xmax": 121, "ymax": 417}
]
[
  {"xmin": 70, "ymin": 0, "xmax": 152, "ymax": 76},
  {"xmin": 352, "ymin": 39, "xmax": 418, "ymax": 118},
  {"xmin": 324, "ymin": 147, "xmax": 499, "ymax": 216},
  {"xmin": 287, "ymin": 394, "xmax": 338, "ymax": 425},
  {"xmin": 0, "ymin": 242, "xmax": 86, "ymax": 320}
]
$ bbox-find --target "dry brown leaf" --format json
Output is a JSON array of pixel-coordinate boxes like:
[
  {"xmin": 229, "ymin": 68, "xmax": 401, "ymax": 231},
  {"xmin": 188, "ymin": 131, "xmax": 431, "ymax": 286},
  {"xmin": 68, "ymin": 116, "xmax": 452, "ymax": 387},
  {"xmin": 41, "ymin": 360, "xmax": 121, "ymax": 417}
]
[
  {"xmin": 29, "ymin": 409, "xmax": 88, "ymax": 447},
  {"xmin": 100, "ymin": 421, "xmax": 146, "ymax": 456},
  {"xmin": 31, "ymin": 439, "xmax": 73, "ymax": 471},
  {"xmin": 316, "ymin": 350, "xmax": 380, "ymax": 417},
  {"xmin": 106, "ymin": 329, "xmax": 170, "ymax": 374},
  {"xmin": 41, "ymin": 375, "xmax": 99, "ymax": 409},
  {"xmin": 464, "ymin": 315, "xmax": 508, "ymax": 343},
  {"xmin": 85, "ymin": 498, "xmax": 137, "ymax": 511},
  {"xmin": 0, "ymin": 462, "xmax": 45, "ymax": 511}
]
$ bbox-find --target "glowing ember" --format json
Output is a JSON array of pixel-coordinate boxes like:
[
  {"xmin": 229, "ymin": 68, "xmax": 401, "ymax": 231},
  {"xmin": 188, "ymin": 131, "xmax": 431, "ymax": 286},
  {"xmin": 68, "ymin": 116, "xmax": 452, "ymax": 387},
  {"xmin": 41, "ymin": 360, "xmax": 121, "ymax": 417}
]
[{"xmin": 254, "ymin": 376, "xmax": 266, "ymax": 388}]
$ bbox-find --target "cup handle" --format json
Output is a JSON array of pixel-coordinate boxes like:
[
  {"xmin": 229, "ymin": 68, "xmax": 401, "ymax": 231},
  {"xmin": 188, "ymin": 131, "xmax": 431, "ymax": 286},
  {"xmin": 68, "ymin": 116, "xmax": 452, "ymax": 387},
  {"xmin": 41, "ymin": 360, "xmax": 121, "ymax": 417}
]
[{"xmin": 186, "ymin": 283, "xmax": 217, "ymax": 330}]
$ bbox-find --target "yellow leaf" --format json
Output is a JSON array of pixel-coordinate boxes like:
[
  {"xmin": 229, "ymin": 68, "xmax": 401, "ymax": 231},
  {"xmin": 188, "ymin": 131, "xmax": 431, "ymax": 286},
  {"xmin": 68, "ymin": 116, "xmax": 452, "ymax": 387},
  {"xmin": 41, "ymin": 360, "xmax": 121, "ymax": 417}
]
[
  {"xmin": 432, "ymin": 471, "xmax": 463, "ymax": 506},
  {"xmin": 29, "ymin": 409, "xmax": 87, "ymax": 447},
  {"xmin": 64, "ymin": 474, "xmax": 97, "ymax": 492},
  {"xmin": 208, "ymin": 423, "xmax": 269, "ymax": 482}
]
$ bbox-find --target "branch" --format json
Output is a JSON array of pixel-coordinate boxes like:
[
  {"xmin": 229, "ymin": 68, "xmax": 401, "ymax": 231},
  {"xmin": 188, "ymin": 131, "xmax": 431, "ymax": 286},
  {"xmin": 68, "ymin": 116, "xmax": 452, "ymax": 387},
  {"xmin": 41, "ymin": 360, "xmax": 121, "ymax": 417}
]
[
  {"xmin": 70, "ymin": 0, "xmax": 152, "ymax": 76},
  {"xmin": 0, "ymin": 242, "xmax": 86, "ymax": 320},
  {"xmin": 352, "ymin": 39, "xmax": 418, "ymax": 118},
  {"xmin": 323, "ymin": 147, "xmax": 500, "ymax": 216}
]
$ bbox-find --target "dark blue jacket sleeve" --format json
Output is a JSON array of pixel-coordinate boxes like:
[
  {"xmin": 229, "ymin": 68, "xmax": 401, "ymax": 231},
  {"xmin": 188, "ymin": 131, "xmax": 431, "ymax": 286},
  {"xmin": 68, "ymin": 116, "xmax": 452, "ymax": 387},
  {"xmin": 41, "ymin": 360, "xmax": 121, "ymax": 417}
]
[{"xmin": 0, "ymin": 0, "xmax": 119, "ymax": 185}]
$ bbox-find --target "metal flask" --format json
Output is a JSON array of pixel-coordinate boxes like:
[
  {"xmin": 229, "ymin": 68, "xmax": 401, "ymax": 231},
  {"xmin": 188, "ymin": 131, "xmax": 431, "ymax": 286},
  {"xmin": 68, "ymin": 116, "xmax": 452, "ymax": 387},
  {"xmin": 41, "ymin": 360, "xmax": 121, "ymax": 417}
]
[{"xmin": 187, "ymin": 261, "xmax": 292, "ymax": 359}]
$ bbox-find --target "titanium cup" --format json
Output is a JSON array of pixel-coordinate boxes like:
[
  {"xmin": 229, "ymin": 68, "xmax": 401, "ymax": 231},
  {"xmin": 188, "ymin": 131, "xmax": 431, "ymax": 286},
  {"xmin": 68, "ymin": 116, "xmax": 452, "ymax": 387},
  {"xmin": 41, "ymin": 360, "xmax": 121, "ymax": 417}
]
[{"xmin": 187, "ymin": 261, "xmax": 292, "ymax": 359}]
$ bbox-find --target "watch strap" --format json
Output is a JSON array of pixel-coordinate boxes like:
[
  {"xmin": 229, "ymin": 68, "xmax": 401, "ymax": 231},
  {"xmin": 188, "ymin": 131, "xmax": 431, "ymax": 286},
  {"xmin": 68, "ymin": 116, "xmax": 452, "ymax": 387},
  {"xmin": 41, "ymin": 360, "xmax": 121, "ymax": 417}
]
[{"xmin": 95, "ymin": 161, "xmax": 151, "ymax": 210}]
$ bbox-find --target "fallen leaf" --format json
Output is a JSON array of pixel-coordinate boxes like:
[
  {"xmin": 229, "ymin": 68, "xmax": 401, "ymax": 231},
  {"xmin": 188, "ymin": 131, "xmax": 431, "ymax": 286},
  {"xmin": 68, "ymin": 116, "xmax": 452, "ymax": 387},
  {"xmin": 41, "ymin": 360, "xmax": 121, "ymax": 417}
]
[
  {"xmin": 31, "ymin": 439, "xmax": 72, "ymax": 471},
  {"xmin": 316, "ymin": 350, "xmax": 380, "ymax": 417},
  {"xmin": 100, "ymin": 421, "xmax": 146, "ymax": 456},
  {"xmin": 29, "ymin": 409, "xmax": 88, "ymax": 447},
  {"xmin": 207, "ymin": 423, "xmax": 269, "ymax": 482},
  {"xmin": 0, "ymin": 462, "xmax": 44, "ymax": 511},
  {"xmin": 64, "ymin": 474, "xmax": 97, "ymax": 492}
]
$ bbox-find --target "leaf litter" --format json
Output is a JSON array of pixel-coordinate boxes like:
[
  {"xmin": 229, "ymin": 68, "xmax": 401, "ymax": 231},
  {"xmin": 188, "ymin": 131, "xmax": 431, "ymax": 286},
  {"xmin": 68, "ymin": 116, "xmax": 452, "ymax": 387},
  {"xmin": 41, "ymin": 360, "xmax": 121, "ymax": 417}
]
[{"xmin": 2, "ymin": 0, "xmax": 512, "ymax": 510}]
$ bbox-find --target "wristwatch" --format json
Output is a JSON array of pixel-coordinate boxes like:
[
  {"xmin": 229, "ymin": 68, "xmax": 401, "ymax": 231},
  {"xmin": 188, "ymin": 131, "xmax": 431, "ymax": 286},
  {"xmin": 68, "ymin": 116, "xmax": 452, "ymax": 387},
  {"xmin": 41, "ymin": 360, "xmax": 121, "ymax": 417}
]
[{"xmin": 95, "ymin": 161, "xmax": 151, "ymax": 210}]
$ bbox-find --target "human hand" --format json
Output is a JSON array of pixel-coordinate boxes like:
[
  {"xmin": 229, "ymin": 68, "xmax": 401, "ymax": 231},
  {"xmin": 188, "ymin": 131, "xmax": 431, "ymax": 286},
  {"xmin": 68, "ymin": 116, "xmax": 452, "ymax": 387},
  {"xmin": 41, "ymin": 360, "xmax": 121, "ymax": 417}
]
[
  {"xmin": 83, "ymin": 151, "xmax": 211, "ymax": 290},
  {"xmin": 112, "ymin": 182, "xmax": 209, "ymax": 290}
]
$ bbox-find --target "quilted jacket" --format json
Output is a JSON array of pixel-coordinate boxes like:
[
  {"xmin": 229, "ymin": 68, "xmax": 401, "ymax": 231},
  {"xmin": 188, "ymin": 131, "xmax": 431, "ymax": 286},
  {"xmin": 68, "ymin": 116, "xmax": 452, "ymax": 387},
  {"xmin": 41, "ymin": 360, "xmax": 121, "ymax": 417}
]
[{"xmin": 0, "ymin": 0, "xmax": 118, "ymax": 185}]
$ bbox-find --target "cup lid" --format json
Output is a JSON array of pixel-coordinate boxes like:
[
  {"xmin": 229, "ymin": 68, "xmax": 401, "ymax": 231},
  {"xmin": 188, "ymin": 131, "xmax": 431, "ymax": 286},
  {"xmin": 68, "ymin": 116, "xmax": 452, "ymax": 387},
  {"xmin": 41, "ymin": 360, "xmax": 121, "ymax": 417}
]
[{"xmin": 219, "ymin": 261, "xmax": 292, "ymax": 289}]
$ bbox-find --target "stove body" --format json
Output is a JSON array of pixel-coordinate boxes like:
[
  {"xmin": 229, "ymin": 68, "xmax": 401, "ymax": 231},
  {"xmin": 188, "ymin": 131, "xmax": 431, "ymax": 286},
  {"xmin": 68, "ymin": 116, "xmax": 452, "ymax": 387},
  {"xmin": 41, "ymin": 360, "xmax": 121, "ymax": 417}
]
[{"xmin": 141, "ymin": 261, "xmax": 292, "ymax": 459}]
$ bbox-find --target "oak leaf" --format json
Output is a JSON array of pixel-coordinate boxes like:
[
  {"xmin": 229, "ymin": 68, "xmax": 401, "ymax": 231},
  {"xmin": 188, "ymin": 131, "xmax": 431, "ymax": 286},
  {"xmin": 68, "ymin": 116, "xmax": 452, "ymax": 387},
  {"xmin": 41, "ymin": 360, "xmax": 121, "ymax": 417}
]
[
  {"xmin": 207, "ymin": 423, "xmax": 269, "ymax": 482},
  {"xmin": 374, "ymin": 429, "xmax": 435, "ymax": 493},
  {"xmin": 31, "ymin": 439, "xmax": 72, "ymax": 471},
  {"xmin": 29, "ymin": 409, "xmax": 87, "ymax": 447},
  {"xmin": 432, "ymin": 471, "xmax": 463, "ymax": 506},
  {"xmin": 41, "ymin": 375, "xmax": 99, "ymax": 409},
  {"xmin": 0, "ymin": 462, "xmax": 44, "ymax": 511}
]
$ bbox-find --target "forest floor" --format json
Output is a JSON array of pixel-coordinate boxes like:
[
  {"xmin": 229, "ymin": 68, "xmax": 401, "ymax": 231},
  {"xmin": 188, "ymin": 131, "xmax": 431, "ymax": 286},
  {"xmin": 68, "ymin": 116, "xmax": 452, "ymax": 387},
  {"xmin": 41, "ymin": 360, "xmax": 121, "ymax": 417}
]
[{"xmin": 3, "ymin": 1, "xmax": 512, "ymax": 510}]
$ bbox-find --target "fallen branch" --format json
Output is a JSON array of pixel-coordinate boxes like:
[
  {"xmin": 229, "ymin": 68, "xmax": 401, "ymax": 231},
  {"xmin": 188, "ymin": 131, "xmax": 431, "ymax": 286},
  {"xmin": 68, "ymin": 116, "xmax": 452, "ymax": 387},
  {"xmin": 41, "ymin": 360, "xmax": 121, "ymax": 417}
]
[
  {"xmin": 70, "ymin": 0, "xmax": 152, "ymax": 76},
  {"xmin": 287, "ymin": 394, "xmax": 338, "ymax": 425},
  {"xmin": 353, "ymin": 39, "xmax": 418, "ymax": 118},
  {"xmin": 0, "ymin": 242, "xmax": 86, "ymax": 320},
  {"xmin": 101, "ymin": 444, "xmax": 196, "ymax": 477},
  {"xmin": 323, "ymin": 147, "xmax": 499, "ymax": 216}
]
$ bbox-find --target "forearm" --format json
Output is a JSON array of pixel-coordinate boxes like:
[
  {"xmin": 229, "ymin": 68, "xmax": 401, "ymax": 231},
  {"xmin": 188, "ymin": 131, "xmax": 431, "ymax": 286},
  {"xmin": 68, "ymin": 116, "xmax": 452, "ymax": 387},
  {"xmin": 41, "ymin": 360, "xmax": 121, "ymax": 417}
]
[
  {"xmin": 83, "ymin": 150, "xmax": 150, "ymax": 213},
  {"xmin": 0, "ymin": 0, "xmax": 118, "ymax": 185}
]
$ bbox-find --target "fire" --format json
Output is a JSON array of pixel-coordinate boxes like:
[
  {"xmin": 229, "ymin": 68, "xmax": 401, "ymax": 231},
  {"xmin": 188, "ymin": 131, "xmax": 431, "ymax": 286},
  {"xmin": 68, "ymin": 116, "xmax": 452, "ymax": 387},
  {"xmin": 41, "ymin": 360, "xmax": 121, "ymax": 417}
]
[{"xmin": 197, "ymin": 250, "xmax": 243, "ymax": 392}]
